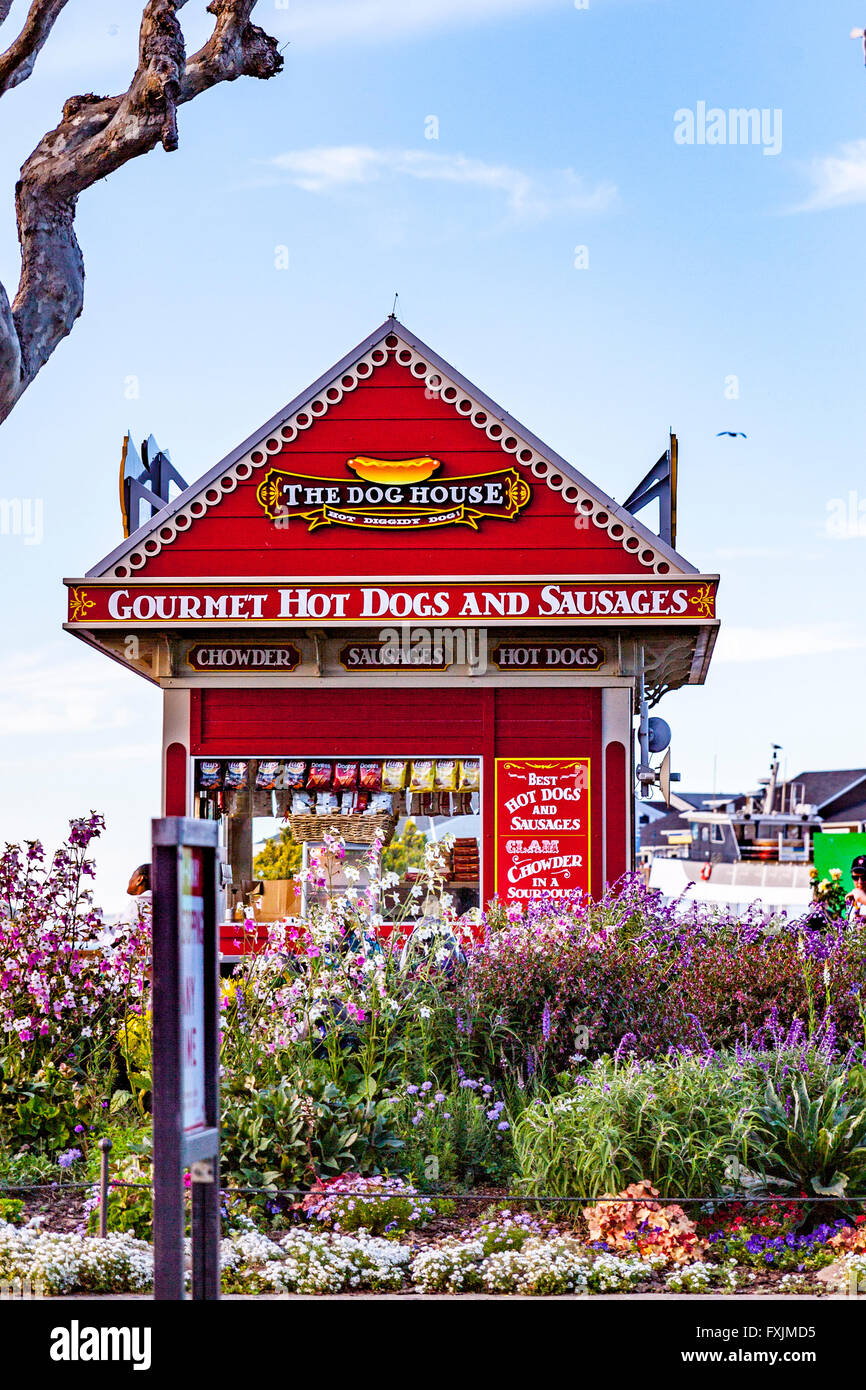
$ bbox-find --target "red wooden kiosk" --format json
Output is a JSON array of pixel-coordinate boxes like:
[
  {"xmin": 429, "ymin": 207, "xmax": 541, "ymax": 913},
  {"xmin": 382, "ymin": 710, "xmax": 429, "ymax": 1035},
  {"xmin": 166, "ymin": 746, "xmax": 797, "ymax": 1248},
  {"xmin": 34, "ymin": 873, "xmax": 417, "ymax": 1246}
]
[{"xmin": 65, "ymin": 319, "xmax": 718, "ymax": 931}]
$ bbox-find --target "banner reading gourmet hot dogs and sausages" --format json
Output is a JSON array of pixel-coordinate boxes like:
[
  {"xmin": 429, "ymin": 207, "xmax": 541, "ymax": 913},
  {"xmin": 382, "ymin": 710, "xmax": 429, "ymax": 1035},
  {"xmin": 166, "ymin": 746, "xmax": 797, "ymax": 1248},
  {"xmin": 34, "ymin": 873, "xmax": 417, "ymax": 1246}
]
[{"xmin": 67, "ymin": 577, "xmax": 717, "ymax": 625}]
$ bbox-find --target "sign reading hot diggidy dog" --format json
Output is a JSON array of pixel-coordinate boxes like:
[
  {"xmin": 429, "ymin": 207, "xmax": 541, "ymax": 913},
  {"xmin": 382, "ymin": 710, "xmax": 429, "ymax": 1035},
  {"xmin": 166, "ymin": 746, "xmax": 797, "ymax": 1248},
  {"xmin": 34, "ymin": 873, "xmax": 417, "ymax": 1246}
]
[{"xmin": 67, "ymin": 577, "xmax": 718, "ymax": 625}]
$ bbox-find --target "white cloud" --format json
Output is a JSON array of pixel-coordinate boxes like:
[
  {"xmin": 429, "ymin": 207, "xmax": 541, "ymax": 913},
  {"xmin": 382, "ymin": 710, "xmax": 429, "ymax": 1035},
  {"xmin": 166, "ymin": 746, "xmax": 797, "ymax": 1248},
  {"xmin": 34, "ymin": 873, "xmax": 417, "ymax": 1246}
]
[
  {"xmin": 795, "ymin": 139, "xmax": 866, "ymax": 212},
  {"xmin": 275, "ymin": 0, "xmax": 564, "ymax": 46},
  {"xmin": 0, "ymin": 648, "xmax": 149, "ymax": 736},
  {"xmin": 714, "ymin": 624, "xmax": 866, "ymax": 663},
  {"xmin": 268, "ymin": 146, "xmax": 617, "ymax": 219},
  {"xmin": 714, "ymin": 546, "xmax": 788, "ymax": 560}
]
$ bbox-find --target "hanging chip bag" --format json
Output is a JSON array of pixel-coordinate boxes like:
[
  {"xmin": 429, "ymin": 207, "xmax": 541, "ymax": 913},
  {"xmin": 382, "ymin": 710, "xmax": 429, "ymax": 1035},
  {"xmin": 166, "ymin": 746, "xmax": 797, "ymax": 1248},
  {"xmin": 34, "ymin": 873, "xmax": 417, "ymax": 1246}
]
[
  {"xmin": 457, "ymin": 759, "xmax": 480, "ymax": 792},
  {"xmin": 306, "ymin": 762, "xmax": 332, "ymax": 790},
  {"xmin": 333, "ymin": 762, "xmax": 358, "ymax": 791},
  {"xmin": 359, "ymin": 762, "xmax": 382, "ymax": 791},
  {"xmin": 382, "ymin": 760, "xmax": 408, "ymax": 791},
  {"xmin": 256, "ymin": 761, "xmax": 281, "ymax": 790},
  {"xmin": 197, "ymin": 761, "xmax": 223, "ymax": 790},
  {"xmin": 434, "ymin": 759, "xmax": 457, "ymax": 791},
  {"xmin": 410, "ymin": 759, "xmax": 435, "ymax": 792}
]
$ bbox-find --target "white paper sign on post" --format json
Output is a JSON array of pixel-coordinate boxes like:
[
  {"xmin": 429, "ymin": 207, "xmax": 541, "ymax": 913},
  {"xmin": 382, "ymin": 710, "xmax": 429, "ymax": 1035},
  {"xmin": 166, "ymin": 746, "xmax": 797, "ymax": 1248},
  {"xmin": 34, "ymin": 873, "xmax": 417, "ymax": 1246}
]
[{"xmin": 179, "ymin": 845, "xmax": 207, "ymax": 1134}]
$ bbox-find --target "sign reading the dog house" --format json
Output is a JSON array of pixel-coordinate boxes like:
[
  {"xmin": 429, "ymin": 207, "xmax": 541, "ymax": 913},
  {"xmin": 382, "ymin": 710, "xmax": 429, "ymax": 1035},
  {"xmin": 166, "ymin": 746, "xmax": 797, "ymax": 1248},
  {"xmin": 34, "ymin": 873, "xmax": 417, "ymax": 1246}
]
[{"xmin": 256, "ymin": 456, "xmax": 532, "ymax": 532}]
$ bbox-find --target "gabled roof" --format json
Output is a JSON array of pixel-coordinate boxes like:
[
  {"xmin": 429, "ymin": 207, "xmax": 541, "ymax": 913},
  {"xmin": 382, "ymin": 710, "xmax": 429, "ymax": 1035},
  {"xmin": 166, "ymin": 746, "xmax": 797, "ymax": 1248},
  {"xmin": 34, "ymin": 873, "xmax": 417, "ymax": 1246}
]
[
  {"xmin": 823, "ymin": 800, "xmax": 866, "ymax": 825},
  {"xmin": 88, "ymin": 318, "xmax": 700, "ymax": 582},
  {"xmin": 785, "ymin": 770, "xmax": 866, "ymax": 811}
]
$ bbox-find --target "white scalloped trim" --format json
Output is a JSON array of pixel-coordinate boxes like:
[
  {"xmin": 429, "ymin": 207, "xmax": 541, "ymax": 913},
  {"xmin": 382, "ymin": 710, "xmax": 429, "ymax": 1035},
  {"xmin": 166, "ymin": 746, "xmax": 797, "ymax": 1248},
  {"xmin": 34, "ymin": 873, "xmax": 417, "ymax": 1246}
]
[{"xmin": 107, "ymin": 335, "xmax": 674, "ymax": 578}]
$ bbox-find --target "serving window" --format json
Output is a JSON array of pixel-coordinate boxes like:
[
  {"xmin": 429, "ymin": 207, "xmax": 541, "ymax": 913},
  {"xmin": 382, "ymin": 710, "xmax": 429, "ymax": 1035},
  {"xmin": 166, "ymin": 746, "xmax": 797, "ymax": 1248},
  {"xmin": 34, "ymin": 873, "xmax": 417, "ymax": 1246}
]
[{"xmin": 193, "ymin": 756, "xmax": 482, "ymax": 924}]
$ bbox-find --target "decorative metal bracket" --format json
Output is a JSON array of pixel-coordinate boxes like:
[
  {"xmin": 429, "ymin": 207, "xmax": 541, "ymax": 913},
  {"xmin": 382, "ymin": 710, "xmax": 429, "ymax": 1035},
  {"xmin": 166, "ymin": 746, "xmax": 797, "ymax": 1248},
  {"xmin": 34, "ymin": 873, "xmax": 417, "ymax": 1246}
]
[
  {"xmin": 120, "ymin": 432, "xmax": 187, "ymax": 538},
  {"xmin": 623, "ymin": 432, "xmax": 678, "ymax": 549}
]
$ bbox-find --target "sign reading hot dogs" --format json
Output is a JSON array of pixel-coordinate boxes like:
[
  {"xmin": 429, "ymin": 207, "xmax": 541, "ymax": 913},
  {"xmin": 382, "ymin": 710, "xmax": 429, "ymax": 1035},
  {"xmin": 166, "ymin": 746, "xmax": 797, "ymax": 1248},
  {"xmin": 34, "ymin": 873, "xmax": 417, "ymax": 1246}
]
[
  {"xmin": 67, "ymin": 578, "xmax": 718, "ymax": 626},
  {"xmin": 495, "ymin": 758, "xmax": 591, "ymax": 905}
]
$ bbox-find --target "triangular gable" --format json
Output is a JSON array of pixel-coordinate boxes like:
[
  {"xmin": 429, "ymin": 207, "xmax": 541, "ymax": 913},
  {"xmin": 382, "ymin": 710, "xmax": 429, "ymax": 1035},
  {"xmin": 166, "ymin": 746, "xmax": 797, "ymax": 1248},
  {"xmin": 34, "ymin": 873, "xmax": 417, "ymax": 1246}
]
[{"xmin": 89, "ymin": 320, "xmax": 698, "ymax": 583}]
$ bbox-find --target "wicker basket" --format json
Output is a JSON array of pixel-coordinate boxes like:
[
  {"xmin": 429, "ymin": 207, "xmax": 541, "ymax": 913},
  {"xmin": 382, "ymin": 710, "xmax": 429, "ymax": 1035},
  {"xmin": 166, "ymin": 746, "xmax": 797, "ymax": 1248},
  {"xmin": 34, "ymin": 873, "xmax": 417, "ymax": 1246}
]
[{"xmin": 287, "ymin": 813, "xmax": 398, "ymax": 845}]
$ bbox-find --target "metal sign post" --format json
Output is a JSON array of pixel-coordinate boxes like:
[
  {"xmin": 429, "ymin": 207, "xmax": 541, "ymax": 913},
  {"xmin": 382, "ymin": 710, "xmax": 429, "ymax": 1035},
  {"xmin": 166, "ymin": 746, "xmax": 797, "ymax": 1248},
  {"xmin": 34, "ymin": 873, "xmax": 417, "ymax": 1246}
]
[{"xmin": 152, "ymin": 817, "xmax": 220, "ymax": 1300}]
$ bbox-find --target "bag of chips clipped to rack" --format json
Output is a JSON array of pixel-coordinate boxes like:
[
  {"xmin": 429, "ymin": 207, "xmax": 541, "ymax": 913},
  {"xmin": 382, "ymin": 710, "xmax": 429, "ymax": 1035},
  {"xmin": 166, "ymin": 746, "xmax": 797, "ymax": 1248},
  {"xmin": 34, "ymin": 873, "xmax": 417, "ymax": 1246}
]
[
  {"xmin": 255, "ymin": 760, "xmax": 281, "ymax": 790},
  {"xmin": 359, "ymin": 761, "xmax": 382, "ymax": 791},
  {"xmin": 333, "ymin": 762, "xmax": 358, "ymax": 790},
  {"xmin": 307, "ymin": 762, "xmax": 332, "ymax": 790},
  {"xmin": 224, "ymin": 760, "xmax": 249, "ymax": 790},
  {"xmin": 434, "ymin": 759, "xmax": 457, "ymax": 791},
  {"xmin": 197, "ymin": 760, "xmax": 223, "ymax": 790},
  {"xmin": 382, "ymin": 759, "xmax": 408, "ymax": 791},
  {"xmin": 458, "ymin": 759, "xmax": 480, "ymax": 792},
  {"xmin": 410, "ymin": 759, "xmax": 435, "ymax": 792},
  {"xmin": 282, "ymin": 760, "xmax": 307, "ymax": 789}
]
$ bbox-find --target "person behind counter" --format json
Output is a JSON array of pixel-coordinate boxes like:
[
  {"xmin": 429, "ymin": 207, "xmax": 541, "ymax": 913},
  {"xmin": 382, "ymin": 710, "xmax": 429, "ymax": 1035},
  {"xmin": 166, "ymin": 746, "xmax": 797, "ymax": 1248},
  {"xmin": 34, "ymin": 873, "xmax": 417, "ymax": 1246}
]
[{"xmin": 98, "ymin": 863, "xmax": 152, "ymax": 947}]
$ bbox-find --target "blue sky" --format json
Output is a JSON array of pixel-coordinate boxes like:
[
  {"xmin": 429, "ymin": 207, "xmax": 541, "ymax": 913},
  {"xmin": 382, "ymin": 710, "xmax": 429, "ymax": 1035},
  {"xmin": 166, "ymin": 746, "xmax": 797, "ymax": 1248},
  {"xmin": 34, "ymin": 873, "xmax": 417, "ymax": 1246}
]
[{"xmin": 0, "ymin": 0, "xmax": 864, "ymax": 907}]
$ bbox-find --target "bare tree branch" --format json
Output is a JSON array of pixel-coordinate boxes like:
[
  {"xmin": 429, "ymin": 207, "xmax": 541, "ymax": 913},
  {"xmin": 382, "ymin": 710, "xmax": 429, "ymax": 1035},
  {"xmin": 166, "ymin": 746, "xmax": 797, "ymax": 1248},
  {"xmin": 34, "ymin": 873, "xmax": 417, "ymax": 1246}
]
[
  {"xmin": 0, "ymin": 0, "xmax": 282, "ymax": 423},
  {"xmin": 0, "ymin": 0, "xmax": 71, "ymax": 96}
]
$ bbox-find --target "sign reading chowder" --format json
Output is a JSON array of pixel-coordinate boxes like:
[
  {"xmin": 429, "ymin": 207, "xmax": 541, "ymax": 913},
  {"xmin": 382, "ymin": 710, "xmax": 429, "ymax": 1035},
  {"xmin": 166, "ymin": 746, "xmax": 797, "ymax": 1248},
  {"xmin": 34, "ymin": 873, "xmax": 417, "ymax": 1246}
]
[{"xmin": 495, "ymin": 758, "xmax": 591, "ymax": 905}]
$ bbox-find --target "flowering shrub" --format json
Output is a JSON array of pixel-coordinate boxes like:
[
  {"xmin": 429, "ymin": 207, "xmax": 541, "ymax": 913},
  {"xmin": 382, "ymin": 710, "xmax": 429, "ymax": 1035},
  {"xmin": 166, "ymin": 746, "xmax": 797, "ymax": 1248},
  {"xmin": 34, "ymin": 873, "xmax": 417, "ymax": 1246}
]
[
  {"xmin": 410, "ymin": 1240, "xmax": 486, "ymax": 1293},
  {"xmin": 410, "ymin": 1235, "xmax": 660, "ymax": 1295},
  {"xmin": 221, "ymin": 1227, "xmax": 411, "ymax": 1294},
  {"xmin": 0, "ymin": 1220, "xmax": 153, "ymax": 1295},
  {"xmin": 666, "ymin": 1260, "xmax": 752, "ymax": 1293},
  {"xmin": 220, "ymin": 1066, "xmax": 402, "ymax": 1192},
  {"xmin": 513, "ymin": 1056, "xmax": 761, "ymax": 1199},
  {"xmin": 464, "ymin": 1207, "xmax": 546, "ymax": 1254},
  {"xmin": 0, "ymin": 816, "xmax": 149, "ymax": 1148},
  {"xmin": 811, "ymin": 868, "xmax": 847, "ymax": 921},
  {"xmin": 222, "ymin": 828, "xmax": 466, "ymax": 1095},
  {"xmin": 827, "ymin": 1216, "xmax": 866, "ymax": 1254},
  {"xmin": 708, "ymin": 1223, "xmax": 846, "ymax": 1272},
  {"xmin": 85, "ymin": 1151, "xmax": 153, "ymax": 1239},
  {"xmin": 298, "ymin": 1174, "xmax": 439, "ymax": 1235},
  {"xmin": 754, "ymin": 1073, "xmax": 866, "ymax": 1197},
  {"xmin": 438, "ymin": 878, "xmax": 866, "ymax": 1074},
  {"xmin": 385, "ymin": 1073, "xmax": 514, "ymax": 1184},
  {"xmin": 582, "ymin": 1182, "xmax": 706, "ymax": 1265}
]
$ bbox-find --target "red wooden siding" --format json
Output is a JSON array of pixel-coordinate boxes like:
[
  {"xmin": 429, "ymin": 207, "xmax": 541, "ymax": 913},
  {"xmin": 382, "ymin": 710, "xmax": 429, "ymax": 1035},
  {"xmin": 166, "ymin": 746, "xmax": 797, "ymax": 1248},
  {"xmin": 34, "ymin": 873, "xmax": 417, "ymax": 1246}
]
[
  {"xmin": 164, "ymin": 740, "xmax": 188, "ymax": 816},
  {"xmin": 191, "ymin": 685, "xmax": 603, "ymax": 900},
  {"xmin": 138, "ymin": 359, "xmax": 646, "ymax": 580},
  {"xmin": 604, "ymin": 740, "xmax": 628, "ymax": 886}
]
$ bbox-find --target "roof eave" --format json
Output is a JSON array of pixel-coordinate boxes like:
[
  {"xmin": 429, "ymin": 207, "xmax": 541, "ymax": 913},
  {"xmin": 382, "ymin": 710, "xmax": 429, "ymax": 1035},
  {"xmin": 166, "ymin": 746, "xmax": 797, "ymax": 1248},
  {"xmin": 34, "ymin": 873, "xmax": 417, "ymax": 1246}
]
[{"xmin": 88, "ymin": 316, "xmax": 702, "ymax": 579}]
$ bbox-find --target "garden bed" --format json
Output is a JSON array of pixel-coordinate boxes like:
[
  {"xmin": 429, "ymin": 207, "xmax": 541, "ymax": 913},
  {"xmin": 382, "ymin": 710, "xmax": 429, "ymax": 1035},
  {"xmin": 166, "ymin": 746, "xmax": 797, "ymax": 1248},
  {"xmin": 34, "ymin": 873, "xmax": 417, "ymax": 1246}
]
[{"xmin": 3, "ymin": 817, "xmax": 866, "ymax": 1299}]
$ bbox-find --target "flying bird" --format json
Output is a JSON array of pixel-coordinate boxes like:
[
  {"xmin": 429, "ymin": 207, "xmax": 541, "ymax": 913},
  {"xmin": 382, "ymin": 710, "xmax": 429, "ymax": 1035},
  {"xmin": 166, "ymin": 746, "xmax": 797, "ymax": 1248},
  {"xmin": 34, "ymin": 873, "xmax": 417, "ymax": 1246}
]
[
  {"xmin": 716, "ymin": 431, "xmax": 747, "ymax": 438},
  {"xmin": 851, "ymin": 27, "xmax": 866, "ymax": 63}
]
